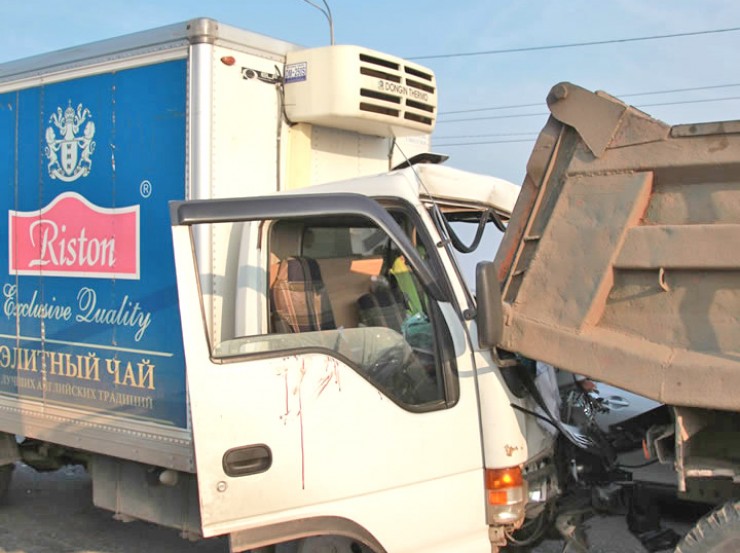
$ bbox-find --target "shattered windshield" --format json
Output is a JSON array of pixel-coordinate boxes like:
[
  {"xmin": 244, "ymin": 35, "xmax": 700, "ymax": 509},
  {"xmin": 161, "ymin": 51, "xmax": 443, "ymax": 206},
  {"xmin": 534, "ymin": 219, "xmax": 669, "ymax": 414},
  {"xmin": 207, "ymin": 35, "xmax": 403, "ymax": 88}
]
[{"xmin": 437, "ymin": 209, "xmax": 507, "ymax": 295}]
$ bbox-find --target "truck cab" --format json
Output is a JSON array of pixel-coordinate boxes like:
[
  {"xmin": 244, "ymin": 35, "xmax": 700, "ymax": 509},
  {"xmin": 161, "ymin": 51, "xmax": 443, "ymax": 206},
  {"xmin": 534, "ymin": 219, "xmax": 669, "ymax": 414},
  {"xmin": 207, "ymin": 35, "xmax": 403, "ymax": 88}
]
[{"xmin": 169, "ymin": 162, "xmax": 556, "ymax": 552}]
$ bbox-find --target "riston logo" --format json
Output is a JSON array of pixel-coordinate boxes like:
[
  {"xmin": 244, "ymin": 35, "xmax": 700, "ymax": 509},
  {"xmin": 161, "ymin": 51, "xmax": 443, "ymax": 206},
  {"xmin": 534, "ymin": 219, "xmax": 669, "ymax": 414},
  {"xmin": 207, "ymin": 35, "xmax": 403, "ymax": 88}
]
[{"xmin": 9, "ymin": 193, "xmax": 140, "ymax": 279}]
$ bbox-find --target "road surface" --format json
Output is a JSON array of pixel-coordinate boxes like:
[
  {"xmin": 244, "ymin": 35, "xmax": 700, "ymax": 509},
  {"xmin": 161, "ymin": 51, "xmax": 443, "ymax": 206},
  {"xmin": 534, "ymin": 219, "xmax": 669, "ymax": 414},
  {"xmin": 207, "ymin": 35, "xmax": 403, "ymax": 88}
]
[{"xmin": 0, "ymin": 463, "xmax": 694, "ymax": 553}]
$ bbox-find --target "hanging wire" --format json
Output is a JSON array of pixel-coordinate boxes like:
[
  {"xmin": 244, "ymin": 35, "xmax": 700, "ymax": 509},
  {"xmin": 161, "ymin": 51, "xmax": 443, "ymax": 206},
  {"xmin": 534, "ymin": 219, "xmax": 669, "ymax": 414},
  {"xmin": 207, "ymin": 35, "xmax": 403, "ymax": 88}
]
[
  {"xmin": 301, "ymin": 0, "xmax": 335, "ymax": 45},
  {"xmin": 409, "ymin": 26, "xmax": 740, "ymax": 60},
  {"xmin": 439, "ymin": 83, "xmax": 740, "ymax": 115}
]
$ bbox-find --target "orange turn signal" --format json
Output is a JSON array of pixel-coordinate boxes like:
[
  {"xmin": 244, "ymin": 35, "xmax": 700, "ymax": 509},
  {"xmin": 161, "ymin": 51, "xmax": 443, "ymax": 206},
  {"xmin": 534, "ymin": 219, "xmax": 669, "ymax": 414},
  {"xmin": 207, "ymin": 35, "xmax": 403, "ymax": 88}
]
[
  {"xmin": 485, "ymin": 467, "xmax": 524, "ymax": 506},
  {"xmin": 486, "ymin": 467, "xmax": 523, "ymax": 489}
]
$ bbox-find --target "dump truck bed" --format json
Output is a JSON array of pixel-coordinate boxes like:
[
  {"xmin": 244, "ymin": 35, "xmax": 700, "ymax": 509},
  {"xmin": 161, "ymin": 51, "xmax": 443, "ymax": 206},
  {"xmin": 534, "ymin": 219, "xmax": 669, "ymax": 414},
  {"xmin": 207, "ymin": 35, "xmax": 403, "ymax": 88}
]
[{"xmin": 494, "ymin": 82, "xmax": 740, "ymax": 411}]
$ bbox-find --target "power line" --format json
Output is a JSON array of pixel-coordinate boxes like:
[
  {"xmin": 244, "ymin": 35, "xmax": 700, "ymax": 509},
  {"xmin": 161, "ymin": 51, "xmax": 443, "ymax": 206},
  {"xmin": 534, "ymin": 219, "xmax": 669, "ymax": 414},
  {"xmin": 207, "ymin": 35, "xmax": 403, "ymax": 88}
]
[
  {"xmin": 441, "ymin": 102, "xmax": 542, "ymax": 116},
  {"xmin": 434, "ymin": 132, "xmax": 540, "ymax": 139},
  {"xmin": 434, "ymin": 96, "xmax": 740, "ymax": 146},
  {"xmin": 437, "ymin": 95, "xmax": 740, "ymax": 123},
  {"xmin": 433, "ymin": 139, "xmax": 536, "ymax": 147},
  {"xmin": 637, "ymin": 95, "xmax": 740, "ymax": 108},
  {"xmin": 410, "ymin": 26, "xmax": 740, "ymax": 60},
  {"xmin": 439, "ymin": 83, "xmax": 740, "ymax": 115},
  {"xmin": 619, "ymin": 83, "xmax": 740, "ymax": 98},
  {"xmin": 438, "ymin": 112, "xmax": 548, "ymax": 123}
]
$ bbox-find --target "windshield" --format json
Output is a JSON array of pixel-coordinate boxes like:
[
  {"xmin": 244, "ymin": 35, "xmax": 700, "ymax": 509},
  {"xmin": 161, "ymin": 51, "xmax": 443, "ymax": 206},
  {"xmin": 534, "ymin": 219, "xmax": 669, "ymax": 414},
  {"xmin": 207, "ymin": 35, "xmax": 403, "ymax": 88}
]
[{"xmin": 436, "ymin": 209, "xmax": 507, "ymax": 295}]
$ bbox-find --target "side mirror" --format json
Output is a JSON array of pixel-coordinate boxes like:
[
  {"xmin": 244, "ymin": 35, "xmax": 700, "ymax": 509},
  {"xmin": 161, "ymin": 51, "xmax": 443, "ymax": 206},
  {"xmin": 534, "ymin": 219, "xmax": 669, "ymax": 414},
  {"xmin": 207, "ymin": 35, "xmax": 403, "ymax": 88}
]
[{"xmin": 475, "ymin": 261, "xmax": 504, "ymax": 349}]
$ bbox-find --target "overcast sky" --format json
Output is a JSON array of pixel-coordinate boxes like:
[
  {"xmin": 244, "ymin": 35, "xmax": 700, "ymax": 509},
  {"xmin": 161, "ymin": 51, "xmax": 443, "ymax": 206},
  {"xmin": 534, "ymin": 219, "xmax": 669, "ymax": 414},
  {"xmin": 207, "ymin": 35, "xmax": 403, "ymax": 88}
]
[{"xmin": 1, "ymin": 0, "xmax": 738, "ymax": 183}]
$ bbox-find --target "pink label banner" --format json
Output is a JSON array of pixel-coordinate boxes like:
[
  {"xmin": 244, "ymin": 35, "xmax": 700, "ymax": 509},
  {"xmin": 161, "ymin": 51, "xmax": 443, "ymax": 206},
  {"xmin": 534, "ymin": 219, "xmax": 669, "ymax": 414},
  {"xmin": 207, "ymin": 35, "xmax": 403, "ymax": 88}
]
[{"xmin": 9, "ymin": 192, "xmax": 140, "ymax": 279}]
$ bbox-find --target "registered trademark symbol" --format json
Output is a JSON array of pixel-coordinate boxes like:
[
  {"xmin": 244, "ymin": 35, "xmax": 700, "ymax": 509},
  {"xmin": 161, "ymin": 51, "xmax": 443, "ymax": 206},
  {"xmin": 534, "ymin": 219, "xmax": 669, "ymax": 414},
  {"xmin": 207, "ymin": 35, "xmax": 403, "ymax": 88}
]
[{"xmin": 140, "ymin": 180, "xmax": 152, "ymax": 198}]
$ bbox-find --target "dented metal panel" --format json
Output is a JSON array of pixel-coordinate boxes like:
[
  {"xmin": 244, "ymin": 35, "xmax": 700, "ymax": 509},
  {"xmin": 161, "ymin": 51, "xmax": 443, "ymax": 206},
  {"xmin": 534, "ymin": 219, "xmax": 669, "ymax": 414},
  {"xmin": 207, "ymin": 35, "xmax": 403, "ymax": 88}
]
[{"xmin": 493, "ymin": 82, "xmax": 740, "ymax": 411}]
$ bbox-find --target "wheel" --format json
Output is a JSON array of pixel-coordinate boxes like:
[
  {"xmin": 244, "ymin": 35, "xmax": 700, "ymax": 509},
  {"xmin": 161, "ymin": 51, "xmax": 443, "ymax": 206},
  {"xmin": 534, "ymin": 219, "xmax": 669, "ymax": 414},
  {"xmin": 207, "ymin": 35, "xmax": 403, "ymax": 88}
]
[
  {"xmin": 275, "ymin": 536, "xmax": 374, "ymax": 553},
  {"xmin": 675, "ymin": 500, "xmax": 740, "ymax": 553},
  {"xmin": 0, "ymin": 463, "xmax": 14, "ymax": 503},
  {"xmin": 297, "ymin": 536, "xmax": 373, "ymax": 553}
]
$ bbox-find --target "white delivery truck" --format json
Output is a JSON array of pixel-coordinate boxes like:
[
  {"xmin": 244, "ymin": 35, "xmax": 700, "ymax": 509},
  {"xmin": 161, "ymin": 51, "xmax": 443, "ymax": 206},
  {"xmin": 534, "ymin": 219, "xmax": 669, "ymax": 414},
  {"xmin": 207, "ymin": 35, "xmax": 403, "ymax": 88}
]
[{"xmin": 0, "ymin": 18, "xmax": 738, "ymax": 553}]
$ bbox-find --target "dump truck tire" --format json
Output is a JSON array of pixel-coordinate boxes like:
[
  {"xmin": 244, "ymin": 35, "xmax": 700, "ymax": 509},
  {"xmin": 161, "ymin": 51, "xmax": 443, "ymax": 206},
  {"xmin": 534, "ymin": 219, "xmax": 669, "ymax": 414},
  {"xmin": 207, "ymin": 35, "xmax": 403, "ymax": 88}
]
[{"xmin": 675, "ymin": 500, "xmax": 740, "ymax": 553}]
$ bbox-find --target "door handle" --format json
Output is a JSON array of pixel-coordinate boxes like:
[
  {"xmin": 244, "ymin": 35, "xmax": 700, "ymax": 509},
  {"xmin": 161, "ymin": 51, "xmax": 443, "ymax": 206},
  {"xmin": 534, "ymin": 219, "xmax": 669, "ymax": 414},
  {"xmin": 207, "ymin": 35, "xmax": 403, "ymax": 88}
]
[
  {"xmin": 605, "ymin": 395, "xmax": 630, "ymax": 409},
  {"xmin": 223, "ymin": 444, "xmax": 272, "ymax": 477}
]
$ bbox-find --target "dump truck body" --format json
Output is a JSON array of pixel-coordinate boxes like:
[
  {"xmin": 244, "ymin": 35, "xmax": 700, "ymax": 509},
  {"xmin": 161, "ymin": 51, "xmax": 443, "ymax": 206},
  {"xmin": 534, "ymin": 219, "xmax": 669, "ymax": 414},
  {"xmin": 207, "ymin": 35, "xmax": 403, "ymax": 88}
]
[
  {"xmin": 494, "ymin": 82, "xmax": 740, "ymax": 412},
  {"xmin": 483, "ymin": 82, "xmax": 739, "ymax": 551}
]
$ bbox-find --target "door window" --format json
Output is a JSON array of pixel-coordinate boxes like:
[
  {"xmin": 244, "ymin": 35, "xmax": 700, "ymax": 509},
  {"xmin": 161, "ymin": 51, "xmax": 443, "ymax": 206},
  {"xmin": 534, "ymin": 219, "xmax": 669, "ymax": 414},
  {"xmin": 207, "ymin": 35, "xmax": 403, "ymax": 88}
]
[{"xmin": 207, "ymin": 212, "xmax": 458, "ymax": 410}]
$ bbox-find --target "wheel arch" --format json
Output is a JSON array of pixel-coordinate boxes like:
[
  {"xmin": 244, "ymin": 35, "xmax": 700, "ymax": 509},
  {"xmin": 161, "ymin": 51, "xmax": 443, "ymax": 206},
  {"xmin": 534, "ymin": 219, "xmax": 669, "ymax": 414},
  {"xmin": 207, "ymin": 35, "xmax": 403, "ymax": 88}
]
[{"xmin": 229, "ymin": 515, "xmax": 387, "ymax": 553}]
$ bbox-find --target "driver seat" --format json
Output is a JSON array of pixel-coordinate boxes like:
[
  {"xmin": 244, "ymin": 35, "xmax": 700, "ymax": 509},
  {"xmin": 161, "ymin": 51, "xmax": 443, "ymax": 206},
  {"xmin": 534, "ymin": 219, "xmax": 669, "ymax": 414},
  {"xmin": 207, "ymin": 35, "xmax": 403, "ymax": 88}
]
[{"xmin": 270, "ymin": 256, "xmax": 337, "ymax": 333}]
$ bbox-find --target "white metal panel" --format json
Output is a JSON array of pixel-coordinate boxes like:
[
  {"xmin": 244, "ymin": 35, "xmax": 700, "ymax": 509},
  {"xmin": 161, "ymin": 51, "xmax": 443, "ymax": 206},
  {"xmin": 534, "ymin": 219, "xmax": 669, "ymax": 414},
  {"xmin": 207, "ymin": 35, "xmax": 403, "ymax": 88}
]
[
  {"xmin": 0, "ymin": 18, "xmax": 299, "ymax": 89},
  {"xmin": 204, "ymin": 45, "xmax": 286, "ymax": 345},
  {"xmin": 414, "ymin": 163, "xmax": 520, "ymax": 214},
  {"xmin": 189, "ymin": 43, "xmax": 213, "ymax": 202},
  {"xmin": 306, "ymin": 126, "xmax": 391, "ymax": 187},
  {"xmin": 392, "ymin": 134, "xmax": 432, "ymax": 167},
  {"xmin": 189, "ymin": 42, "xmax": 217, "ymax": 344},
  {"xmin": 286, "ymin": 164, "xmax": 519, "ymax": 216},
  {"xmin": 210, "ymin": 45, "xmax": 283, "ymax": 199},
  {"xmin": 234, "ymin": 221, "xmax": 269, "ymax": 338},
  {"xmin": 0, "ymin": 396, "xmax": 194, "ymax": 471},
  {"xmin": 284, "ymin": 45, "xmax": 437, "ymax": 137},
  {"xmin": 189, "ymin": 346, "xmax": 487, "ymax": 549}
]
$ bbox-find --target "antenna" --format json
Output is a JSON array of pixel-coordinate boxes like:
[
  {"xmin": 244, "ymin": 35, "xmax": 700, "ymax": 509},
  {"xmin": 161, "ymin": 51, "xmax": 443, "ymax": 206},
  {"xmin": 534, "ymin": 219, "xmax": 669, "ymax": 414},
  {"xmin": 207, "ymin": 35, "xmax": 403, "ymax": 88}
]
[
  {"xmin": 300, "ymin": 0, "xmax": 335, "ymax": 45},
  {"xmin": 392, "ymin": 141, "xmax": 451, "ymax": 247}
]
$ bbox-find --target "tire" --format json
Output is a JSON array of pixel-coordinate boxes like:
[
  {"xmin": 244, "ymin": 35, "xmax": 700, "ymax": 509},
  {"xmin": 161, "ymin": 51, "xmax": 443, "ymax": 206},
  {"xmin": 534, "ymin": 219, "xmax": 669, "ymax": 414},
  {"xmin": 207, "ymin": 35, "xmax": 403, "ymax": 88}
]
[
  {"xmin": 298, "ymin": 537, "xmax": 373, "ymax": 553},
  {"xmin": 0, "ymin": 463, "xmax": 14, "ymax": 503},
  {"xmin": 275, "ymin": 536, "xmax": 374, "ymax": 553},
  {"xmin": 675, "ymin": 500, "xmax": 740, "ymax": 553}
]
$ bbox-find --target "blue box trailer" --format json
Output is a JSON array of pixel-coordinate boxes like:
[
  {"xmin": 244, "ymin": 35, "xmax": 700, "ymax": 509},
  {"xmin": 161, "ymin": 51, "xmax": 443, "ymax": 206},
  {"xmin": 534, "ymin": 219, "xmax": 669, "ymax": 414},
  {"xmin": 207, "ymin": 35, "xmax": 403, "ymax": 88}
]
[
  {"xmin": 0, "ymin": 48, "xmax": 193, "ymax": 484},
  {"xmin": 0, "ymin": 18, "xmax": 305, "ymax": 476},
  {"xmin": 1, "ymin": 58, "xmax": 189, "ymax": 429}
]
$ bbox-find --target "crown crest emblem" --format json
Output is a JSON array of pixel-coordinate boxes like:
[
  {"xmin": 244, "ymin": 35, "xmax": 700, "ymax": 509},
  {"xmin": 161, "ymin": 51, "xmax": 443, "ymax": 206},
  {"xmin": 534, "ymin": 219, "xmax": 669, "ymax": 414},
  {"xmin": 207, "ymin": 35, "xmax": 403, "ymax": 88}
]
[{"xmin": 44, "ymin": 100, "xmax": 96, "ymax": 182}]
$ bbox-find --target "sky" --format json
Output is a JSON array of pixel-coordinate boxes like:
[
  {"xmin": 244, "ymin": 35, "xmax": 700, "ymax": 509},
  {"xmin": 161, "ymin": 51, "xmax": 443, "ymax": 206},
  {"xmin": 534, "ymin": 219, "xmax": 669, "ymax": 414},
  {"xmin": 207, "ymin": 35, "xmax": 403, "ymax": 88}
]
[{"xmin": 1, "ymin": 0, "xmax": 739, "ymax": 184}]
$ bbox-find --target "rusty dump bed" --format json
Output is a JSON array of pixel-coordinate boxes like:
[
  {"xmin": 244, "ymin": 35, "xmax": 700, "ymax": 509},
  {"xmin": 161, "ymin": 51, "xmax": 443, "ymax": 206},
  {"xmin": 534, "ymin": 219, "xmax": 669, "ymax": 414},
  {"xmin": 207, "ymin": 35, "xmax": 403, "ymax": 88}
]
[{"xmin": 494, "ymin": 82, "xmax": 740, "ymax": 412}]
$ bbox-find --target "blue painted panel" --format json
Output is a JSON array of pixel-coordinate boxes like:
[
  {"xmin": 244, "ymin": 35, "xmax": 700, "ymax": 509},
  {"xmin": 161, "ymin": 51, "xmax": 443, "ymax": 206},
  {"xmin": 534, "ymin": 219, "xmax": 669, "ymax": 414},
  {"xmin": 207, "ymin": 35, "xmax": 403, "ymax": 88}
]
[{"xmin": 0, "ymin": 59, "xmax": 188, "ymax": 428}]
